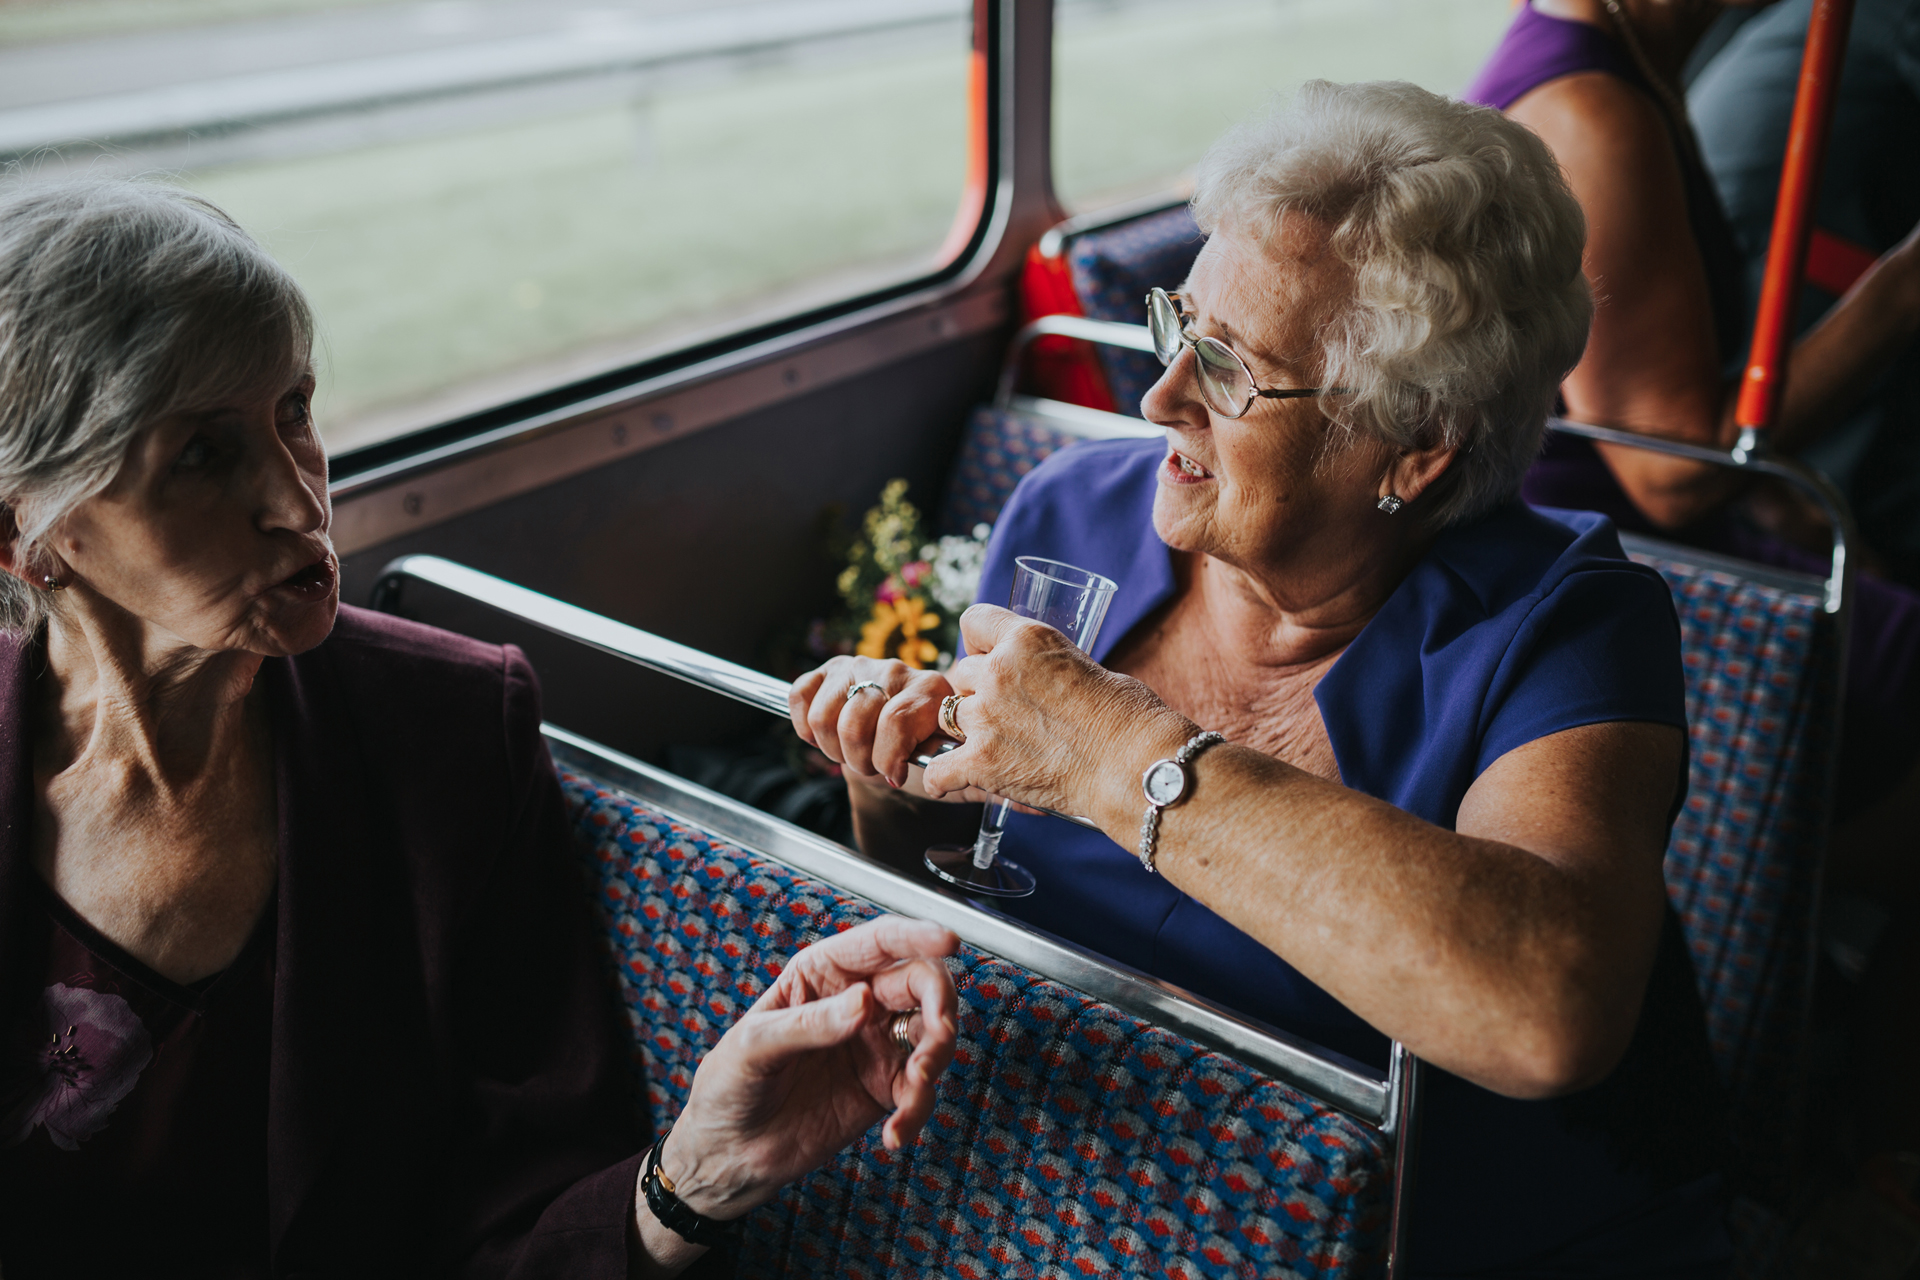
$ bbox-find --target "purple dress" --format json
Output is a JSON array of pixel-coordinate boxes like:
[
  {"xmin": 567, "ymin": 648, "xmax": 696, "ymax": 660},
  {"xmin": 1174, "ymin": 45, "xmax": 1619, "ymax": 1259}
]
[
  {"xmin": 1467, "ymin": 2, "xmax": 1920, "ymax": 821},
  {"xmin": 971, "ymin": 438, "xmax": 1730, "ymax": 1277}
]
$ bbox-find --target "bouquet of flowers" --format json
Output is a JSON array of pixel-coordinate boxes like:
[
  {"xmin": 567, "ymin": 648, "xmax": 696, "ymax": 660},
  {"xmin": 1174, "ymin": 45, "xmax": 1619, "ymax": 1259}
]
[{"xmin": 826, "ymin": 479, "xmax": 990, "ymax": 671}]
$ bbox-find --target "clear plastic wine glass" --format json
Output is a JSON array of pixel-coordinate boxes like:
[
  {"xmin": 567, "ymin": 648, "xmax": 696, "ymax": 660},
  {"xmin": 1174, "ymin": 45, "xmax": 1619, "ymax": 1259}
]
[{"xmin": 924, "ymin": 556, "xmax": 1118, "ymax": 898}]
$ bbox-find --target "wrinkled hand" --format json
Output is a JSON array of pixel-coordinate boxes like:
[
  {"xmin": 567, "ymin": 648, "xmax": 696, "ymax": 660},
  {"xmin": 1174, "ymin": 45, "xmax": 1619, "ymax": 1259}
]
[
  {"xmin": 657, "ymin": 916, "xmax": 960, "ymax": 1223},
  {"xmin": 921, "ymin": 605, "xmax": 1191, "ymax": 819},
  {"xmin": 788, "ymin": 655, "xmax": 1002, "ymax": 802}
]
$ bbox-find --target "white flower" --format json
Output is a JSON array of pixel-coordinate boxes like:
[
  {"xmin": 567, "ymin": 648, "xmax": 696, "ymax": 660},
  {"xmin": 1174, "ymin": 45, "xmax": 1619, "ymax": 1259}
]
[{"xmin": 926, "ymin": 528, "xmax": 990, "ymax": 615}]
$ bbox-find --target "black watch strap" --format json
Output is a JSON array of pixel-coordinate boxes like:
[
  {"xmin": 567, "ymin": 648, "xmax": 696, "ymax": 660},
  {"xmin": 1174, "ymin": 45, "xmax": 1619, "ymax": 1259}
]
[{"xmin": 642, "ymin": 1127, "xmax": 737, "ymax": 1249}]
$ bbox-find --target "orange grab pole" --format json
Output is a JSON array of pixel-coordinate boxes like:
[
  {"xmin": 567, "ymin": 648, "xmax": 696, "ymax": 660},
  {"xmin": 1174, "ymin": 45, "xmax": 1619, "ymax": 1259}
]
[{"xmin": 1734, "ymin": 0, "xmax": 1856, "ymax": 447}]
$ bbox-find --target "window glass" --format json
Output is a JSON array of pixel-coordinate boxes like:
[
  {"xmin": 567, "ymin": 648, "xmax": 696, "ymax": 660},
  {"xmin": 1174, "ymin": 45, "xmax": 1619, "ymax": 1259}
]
[
  {"xmin": 0, "ymin": 0, "xmax": 973, "ymax": 452},
  {"xmin": 1053, "ymin": 0, "xmax": 1515, "ymax": 212}
]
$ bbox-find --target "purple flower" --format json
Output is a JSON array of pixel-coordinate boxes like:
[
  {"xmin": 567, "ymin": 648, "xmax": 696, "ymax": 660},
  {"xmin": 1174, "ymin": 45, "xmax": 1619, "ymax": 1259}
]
[{"xmin": 2, "ymin": 984, "xmax": 152, "ymax": 1151}]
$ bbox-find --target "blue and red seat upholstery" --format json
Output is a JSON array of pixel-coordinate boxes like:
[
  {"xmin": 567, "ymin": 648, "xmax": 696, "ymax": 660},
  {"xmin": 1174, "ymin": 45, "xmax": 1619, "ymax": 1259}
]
[
  {"xmin": 1063, "ymin": 205, "xmax": 1204, "ymax": 415},
  {"xmin": 1626, "ymin": 542, "xmax": 1838, "ymax": 1227},
  {"xmin": 557, "ymin": 767, "xmax": 1392, "ymax": 1278},
  {"xmin": 937, "ymin": 406, "xmax": 1092, "ymax": 538}
]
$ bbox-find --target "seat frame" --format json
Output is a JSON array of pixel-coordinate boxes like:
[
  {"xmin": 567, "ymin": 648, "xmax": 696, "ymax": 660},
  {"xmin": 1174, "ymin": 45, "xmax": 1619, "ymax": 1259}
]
[{"xmin": 374, "ymin": 554, "xmax": 1426, "ymax": 1278}]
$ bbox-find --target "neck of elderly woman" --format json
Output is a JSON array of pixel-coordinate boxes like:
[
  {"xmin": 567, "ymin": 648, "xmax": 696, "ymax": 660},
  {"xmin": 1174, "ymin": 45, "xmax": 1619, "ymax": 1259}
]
[
  {"xmin": 37, "ymin": 592, "xmax": 265, "ymax": 771},
  {"xmin": 1182, "ymin": 522, "xmax": 1434, "ymax": 670}
]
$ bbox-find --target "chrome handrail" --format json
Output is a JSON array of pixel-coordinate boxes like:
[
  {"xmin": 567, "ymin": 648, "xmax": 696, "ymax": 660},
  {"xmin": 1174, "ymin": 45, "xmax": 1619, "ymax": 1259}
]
[
  {"xmin": 993, "ymin": 314, "xmax": 1156, "ymax": 408},
  {"xmin": 1546, "ymin": 417, "xmax": 1851, "ymax": 615},
  {"xmin": 369, "ymin": 555, "xmax": 1102, "ymax": 832}
]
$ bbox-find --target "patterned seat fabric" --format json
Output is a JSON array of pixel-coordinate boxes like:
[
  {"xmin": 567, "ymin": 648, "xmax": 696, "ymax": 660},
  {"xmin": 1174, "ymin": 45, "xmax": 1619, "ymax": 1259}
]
[
  {"xmin": 937, "ymin": 406, "xmax": 1089, "ymax": 537},
  {"xmin": 1631, "ymin": 552, "xmax": 1838, "ymax": 1210},
  {"xmin": 559, "ymin": 769, "xmax": 1391, "ymax": 1278},
  {"xmin": 1066, "ymin": 206, "xmax": 1205, "ymax": 415}
]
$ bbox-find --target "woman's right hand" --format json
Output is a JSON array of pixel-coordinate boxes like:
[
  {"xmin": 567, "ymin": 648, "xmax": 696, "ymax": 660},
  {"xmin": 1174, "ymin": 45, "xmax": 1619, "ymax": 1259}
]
[{"xmin": 788, "ymin": 656, "xmax": 954, "ymax": 789}]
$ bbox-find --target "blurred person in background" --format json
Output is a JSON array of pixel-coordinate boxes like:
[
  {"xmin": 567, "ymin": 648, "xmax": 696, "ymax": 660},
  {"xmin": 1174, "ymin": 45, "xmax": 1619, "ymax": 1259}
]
[
  {"xmin": 1468, "ymin": 0, "xmax": 1920, "ymax": 1224},
  {"xmin": 1689, "ymin": 0, "xmax": 1920, "ymax": 1221}
]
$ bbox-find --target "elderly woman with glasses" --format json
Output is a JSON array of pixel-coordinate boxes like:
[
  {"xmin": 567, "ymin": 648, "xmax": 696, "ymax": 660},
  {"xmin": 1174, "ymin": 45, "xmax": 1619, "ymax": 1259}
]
[
  {"xmin": 793, "ymin": 81, "xmax": 1730, "ymax": 1275},
  {"xmin": 0, "ymin": 177, "xmax": 961, "ymax": 1278}
]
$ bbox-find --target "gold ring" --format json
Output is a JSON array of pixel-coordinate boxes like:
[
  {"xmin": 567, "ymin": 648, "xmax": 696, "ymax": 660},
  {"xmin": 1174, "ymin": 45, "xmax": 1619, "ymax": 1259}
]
[
  {"xmin": 938, "ymin": 693, "xmax": 967, "ymax": 743},
  {"xmin": 889, "ymin": 1008, "xmax": 918, "ymax": 1053}
]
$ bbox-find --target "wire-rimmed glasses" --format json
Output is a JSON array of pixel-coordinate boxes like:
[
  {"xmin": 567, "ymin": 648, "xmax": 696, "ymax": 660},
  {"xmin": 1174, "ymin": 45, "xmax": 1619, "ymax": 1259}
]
[
  {"xmin": 924, "ymin": 556, "xmax": 1118, "ymax": 899},
  {"xmin": 1146, "ymin": 286, "xmax": 1339, "ymax": 419}
]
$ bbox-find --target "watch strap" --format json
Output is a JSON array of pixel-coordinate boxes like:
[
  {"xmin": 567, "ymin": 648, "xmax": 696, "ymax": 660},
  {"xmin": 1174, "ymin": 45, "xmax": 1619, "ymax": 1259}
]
[{"xmin": 642, "ymin": 1126, "xmax": 737, "ymax": 1249}]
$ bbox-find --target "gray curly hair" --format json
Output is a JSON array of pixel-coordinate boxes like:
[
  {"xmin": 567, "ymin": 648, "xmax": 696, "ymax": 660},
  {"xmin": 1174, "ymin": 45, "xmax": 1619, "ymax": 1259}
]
[
  {"xmin": 0, "ymin": 176, "xmax": 313, "ymax": 632},
  {"xmin": 1191, "ymin": 79, "xmax": 1591, "ymax": 528}
]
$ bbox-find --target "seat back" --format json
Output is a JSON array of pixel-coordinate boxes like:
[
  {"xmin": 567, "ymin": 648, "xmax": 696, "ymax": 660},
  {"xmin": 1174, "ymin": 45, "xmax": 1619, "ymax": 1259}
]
[
  {"xmin": 1623, "ymin": 534, "xmax": 1841, "ymax": 1208},
  {"xmin": 937, "ymin": 397, "xmax": 1160, "ymax": 536},
  {"xmin": 1065, "ymin": 204, "xmax": 1204, "ymax": 413},
  {"xmin": 556, "ymin": 749, "xmax": 1393, "ymax": 1278}
]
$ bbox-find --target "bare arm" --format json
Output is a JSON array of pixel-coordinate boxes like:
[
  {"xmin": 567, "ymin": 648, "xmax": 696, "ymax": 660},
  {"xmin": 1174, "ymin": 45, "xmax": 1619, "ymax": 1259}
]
[
  {"xmin": 925, "ymin": 608, "xmax": 1682, "ymax": 1099},
  {"xmin": 1513, "ymin": 73, "xmax": 1920, "ymax": 528}
]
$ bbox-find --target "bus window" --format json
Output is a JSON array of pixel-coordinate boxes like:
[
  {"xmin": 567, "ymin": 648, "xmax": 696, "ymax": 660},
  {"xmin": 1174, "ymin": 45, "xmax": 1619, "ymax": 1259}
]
[
  {"xmin": 1052, "ymin": 0, "xmax": 1514, "ymax": 213},
  {"xmin": 0, "ymin": 0, "xmax": 974, "ymax": 453}
]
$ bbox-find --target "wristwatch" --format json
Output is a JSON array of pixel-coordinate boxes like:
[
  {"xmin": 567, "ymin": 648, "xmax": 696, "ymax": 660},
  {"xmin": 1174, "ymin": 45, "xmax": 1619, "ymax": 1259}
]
[
  {"xmin": 642, "ymin": 1126, "xmax": 737, "ymax": 1248},
  {"xmin": 1136, "ymin": 731, "xmax": 1225, "ymax": 874}
]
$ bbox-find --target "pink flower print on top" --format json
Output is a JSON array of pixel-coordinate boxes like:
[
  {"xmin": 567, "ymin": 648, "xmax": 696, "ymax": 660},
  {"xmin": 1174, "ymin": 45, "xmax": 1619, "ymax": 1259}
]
[{"xmin": 2, "ymin": 984, "xmax": 153, "ymax": 1151}]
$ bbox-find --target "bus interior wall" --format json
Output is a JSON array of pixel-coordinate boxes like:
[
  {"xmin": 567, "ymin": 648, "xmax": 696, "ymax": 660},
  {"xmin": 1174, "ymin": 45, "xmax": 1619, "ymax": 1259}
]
[{"xmin": 339, "ymin": 322, "xmax": 1010, "ymax": 766}]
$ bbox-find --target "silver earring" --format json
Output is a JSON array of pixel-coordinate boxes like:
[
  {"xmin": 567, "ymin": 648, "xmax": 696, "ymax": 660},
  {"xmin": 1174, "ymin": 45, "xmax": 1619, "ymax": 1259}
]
[{"xmin": 1376, "ymin": 495, "xmax": 1404, "ymax": 515}]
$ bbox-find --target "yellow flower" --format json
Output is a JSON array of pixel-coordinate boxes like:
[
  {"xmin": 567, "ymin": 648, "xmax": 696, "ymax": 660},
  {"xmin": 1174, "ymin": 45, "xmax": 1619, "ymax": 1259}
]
[{"xmin": 856, "ymin": 596, "xmax": 942, "ymax": 669}]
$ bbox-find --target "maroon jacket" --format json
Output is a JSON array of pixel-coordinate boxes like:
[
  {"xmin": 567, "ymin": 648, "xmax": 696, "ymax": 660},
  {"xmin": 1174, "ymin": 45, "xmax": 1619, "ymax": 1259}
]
[{"xmin": 0, "ymin": 606, "xmax": 648, "ymax": 1278}]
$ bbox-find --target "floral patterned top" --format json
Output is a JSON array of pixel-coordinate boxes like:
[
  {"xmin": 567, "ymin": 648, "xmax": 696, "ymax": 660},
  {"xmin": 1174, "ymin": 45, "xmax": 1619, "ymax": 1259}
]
[{"xmin": 0, "ymin": 879, "xmax": 275, "ymax": 1279}]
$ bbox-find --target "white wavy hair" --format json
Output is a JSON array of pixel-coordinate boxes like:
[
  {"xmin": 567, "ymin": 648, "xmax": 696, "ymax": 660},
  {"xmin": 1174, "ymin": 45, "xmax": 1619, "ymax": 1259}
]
[
  {"xmin": 0, "ymin": 176, "xmax": 312, "ymax": 632},
  {"xmin": 1192, "ymin": 80, "xmax": 1591, "ymax": 528}
]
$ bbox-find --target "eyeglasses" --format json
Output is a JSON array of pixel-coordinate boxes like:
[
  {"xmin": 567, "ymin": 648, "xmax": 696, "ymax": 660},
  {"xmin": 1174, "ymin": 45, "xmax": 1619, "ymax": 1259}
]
[{"xmin": 1145, "ymin": 287, "xmax": 1338, "ymax": 419}]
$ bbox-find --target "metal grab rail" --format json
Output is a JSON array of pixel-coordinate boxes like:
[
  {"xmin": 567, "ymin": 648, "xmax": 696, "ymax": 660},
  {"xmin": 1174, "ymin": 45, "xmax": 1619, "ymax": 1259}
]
[
  {"xmin": 993, "ymin": 314, "xmax": 1157, "ymax": 408},
  {"xmin": 1546, "ymin": 417, "xmax": 1852, "ymax": 615},
  {"xmin": 369, "ymin": 554, "xmax": 1102, "ymax": 830}
]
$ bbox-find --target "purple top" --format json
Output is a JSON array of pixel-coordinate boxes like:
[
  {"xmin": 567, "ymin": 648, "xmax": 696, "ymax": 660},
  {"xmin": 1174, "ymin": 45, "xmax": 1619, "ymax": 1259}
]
[
  {"xmin": 1, "ymin": 882, "xmax": 274, "ymax": 1277},
  {"xmin": 1465, "ymin": 2, "xmax": 1747, "ymax": 371},
  {"xmin": 970, "ymin": 438, "xmax": 1729, "ymax": 1275},
  {"xmin": 1463, "ymin": 0, "xmax": 1640, "ymax": 109}
]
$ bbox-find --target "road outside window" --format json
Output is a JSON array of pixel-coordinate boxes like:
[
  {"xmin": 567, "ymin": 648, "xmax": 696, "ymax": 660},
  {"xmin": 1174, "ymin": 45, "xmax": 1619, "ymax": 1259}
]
[
  {"xmin": 0, "ymin": 0, "xmax": 972, "ymax": 453},
  {"xmin": 1053, "ymin": 0, "xmax": 1514, "ymax": 212}
]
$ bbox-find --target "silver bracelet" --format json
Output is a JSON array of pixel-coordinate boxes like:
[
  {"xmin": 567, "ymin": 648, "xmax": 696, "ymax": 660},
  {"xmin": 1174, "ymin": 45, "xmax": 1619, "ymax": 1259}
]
[{"xmin": 1136, "ymin": 731, "xmax": 1225, "ymax": 874}]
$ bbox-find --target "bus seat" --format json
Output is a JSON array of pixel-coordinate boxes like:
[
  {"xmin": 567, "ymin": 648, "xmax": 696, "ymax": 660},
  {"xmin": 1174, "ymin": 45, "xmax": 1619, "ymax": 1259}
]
[
  {"xmin": 1622, "ymin": 533, "xmax": 1840, "ymax": 1213},
  {"xmin": 557, "ymin": 763, "xmax": 1393, "ymax": 1276},
  {"xmin": 1065, "ymin": 205, "xmax": 1204, "ymax": 414},
  {"xmin": 937, "ymin": 398, "xmax": 1159, "ymax": 536}
]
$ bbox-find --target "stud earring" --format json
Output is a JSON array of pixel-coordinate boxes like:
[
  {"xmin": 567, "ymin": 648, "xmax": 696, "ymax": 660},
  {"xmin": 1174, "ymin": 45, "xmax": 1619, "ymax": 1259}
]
[
  {"xmin": 1376, "ymin": 495, "xmax": 1404, "ymax": 515},
  {"xmin": 40, "ymin": 572, "xmax": 65, "ymax": 591}
]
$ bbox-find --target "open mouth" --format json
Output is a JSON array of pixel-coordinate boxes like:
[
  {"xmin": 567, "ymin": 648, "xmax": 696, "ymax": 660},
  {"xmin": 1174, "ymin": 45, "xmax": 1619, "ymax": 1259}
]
[
  {"xmin": 274, "ymin": 557, "xmax": 337, "ymax": 601},
  {"xmin": 1165, "ymin": 449, "xmax": 1214, "ymax": 482}
]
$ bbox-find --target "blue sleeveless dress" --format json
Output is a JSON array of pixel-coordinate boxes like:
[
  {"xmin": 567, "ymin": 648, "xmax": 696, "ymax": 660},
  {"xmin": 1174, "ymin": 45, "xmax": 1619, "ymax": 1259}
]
[{"xmin": 970, "ymin": 438, "xmax": 1730, "ymax": 1276}]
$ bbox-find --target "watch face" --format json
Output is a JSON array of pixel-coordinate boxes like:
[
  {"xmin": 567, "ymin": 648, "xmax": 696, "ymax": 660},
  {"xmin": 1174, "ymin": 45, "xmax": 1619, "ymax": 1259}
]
[{"xmin": 1143, "ymin": 759, "xmax": 1186, "ymax": 806}]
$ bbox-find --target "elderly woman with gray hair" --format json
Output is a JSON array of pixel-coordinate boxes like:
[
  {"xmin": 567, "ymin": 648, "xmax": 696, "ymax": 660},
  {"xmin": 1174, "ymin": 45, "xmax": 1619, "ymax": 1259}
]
[
  {"xmin": 795, "ymin": 80, "xmax": 1729, "ymax": 1275},
  {"xmin": 0, "ymin": 178, "xmax": 962, "ymax": 1278}
]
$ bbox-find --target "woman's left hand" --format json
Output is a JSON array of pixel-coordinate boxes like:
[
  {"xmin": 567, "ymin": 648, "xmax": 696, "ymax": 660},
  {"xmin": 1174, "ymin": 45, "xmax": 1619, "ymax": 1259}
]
[
  {"xmin": 921, "ymin": 605, "xmax": 1192, "ymax": 821},
  {"xmin": 653, "ymin": 915, "xmax": 960, "ymax": 1226}
]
